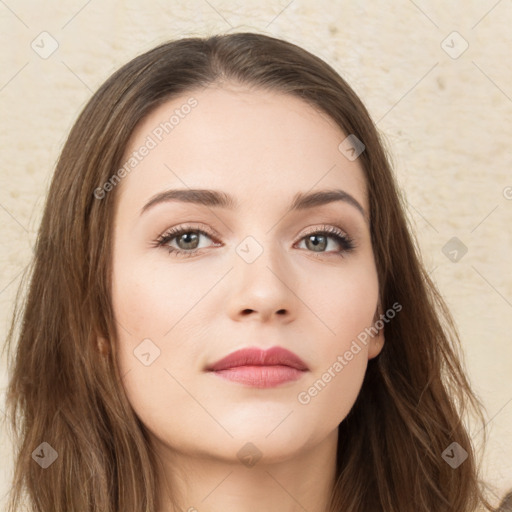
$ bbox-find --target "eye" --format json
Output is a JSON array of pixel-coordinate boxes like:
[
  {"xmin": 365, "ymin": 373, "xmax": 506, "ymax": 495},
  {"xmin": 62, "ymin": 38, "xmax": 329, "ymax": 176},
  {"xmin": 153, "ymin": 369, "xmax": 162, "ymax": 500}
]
[
  {"xmin": 154, "ymin": 225, "xmax": 220, "ymax": 258},
  {"xmin": 154, "ymin": 223, "xmax": 355, "ymax": 258},
  {"xmin": 295, "ymin": 225, "xmax": 355, "ymax": 256}
]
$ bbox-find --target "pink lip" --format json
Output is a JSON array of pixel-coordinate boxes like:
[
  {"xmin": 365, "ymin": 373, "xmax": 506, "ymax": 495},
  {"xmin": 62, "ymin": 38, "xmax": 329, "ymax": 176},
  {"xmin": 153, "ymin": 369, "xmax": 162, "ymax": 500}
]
[{"xmin": 206, "ymin": 347, "xmax": 308, "ymax": 388}]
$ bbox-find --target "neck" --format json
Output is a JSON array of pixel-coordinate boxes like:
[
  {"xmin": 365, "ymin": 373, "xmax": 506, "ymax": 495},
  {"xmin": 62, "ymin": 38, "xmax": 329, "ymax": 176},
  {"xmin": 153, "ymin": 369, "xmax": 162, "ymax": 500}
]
[{"xmin": 154, "ymin": 429, "xmax": 338, "ymax": 512}]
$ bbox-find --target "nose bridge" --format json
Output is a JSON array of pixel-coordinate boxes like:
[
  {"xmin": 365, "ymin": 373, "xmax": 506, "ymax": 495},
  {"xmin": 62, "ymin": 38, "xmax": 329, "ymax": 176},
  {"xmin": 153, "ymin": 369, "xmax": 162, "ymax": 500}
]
[
  {"xmin": 227, "ymin": 229, "xmax": 296, "ymax": 320},
  {"xmin": 235, "ymin": 229, "xmax": 287, "ymax": 286}
]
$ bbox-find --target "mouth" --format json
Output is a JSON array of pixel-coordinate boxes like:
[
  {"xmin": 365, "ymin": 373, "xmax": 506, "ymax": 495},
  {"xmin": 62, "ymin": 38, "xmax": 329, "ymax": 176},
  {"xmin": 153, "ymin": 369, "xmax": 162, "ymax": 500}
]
[{"xmin": 206, "ymin": 346, "xmax": 308, "ymax": 388}]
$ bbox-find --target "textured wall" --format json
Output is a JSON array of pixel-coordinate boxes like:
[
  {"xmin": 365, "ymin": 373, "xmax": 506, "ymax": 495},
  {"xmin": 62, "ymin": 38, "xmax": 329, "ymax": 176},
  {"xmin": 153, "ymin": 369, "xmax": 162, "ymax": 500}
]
[{"xmin": 1, "ymin": 0, "xmax": 511, "ymax": 507}]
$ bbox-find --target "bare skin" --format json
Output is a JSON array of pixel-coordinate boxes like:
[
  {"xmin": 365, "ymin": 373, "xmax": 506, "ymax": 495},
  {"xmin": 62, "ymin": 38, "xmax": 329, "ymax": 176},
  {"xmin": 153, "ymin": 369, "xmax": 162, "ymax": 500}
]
[{"xmin": 107, "ymin": 83, "xmax": 384, "ymax": 512}]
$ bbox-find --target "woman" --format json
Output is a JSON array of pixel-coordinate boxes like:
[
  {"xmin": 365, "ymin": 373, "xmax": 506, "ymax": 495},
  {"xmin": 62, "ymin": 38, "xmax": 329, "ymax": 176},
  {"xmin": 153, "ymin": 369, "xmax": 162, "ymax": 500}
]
[{"xmin": 2, "ymin": 32, "xmax": 506, "ymax": 511}]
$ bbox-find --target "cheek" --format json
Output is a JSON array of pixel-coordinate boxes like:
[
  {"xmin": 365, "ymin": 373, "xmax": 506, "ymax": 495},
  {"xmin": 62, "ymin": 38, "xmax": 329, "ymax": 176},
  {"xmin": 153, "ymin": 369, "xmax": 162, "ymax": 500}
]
[
  {"xmin": 109, "ymin": 252, "xmax": 211, "ymax": 407},
  {"xmin": 299, "ymin": 254, "xmax": 379, "ymax": 350},
  {"xmin": 296, "ymin": 346, "xmax": 368, "ymax": 432},
  {"xmin": 110, "ymin": 258, "xmax": 219, "ymax": 445},
  {"xmin": 111, "ymin": 255, "xmax": 215, "ymax": 343},
  {"xmin": 293, "ymin": 261, "xmax": 378, "ymax": 421}
]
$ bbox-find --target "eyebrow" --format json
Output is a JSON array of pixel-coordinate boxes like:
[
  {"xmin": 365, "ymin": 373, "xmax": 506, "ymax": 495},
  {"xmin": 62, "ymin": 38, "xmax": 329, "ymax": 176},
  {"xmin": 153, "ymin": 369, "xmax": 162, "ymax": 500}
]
[{"xmin": 140, "ymin": 188, "xmax": 367, "ymax": 219}]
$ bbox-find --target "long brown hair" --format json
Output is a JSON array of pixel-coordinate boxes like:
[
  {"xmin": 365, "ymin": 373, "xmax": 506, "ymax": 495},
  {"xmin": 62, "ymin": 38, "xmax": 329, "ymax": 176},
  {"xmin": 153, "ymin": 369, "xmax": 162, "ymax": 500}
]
[{"xmin": 2, "ymin": 32, "xmax": 504, "ymax": 511}]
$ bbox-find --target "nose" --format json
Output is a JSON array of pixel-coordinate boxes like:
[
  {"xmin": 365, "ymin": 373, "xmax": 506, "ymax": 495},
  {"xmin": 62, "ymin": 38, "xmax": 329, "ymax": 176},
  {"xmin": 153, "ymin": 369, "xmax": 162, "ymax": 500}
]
[{"xmin": 225, "ymin": 238, "xmax": 298, "ymax": 324}]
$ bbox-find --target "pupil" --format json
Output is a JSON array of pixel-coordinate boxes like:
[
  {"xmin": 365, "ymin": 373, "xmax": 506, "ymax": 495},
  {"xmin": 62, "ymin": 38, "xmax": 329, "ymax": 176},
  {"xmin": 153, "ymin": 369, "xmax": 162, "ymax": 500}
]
[
  {"xmin": 308, "ymin": 234, "xmax": 326, "ymax": 251},
  {"xmin": 180, "ymin": 232, "xmax": 198, "ymax": 249}
]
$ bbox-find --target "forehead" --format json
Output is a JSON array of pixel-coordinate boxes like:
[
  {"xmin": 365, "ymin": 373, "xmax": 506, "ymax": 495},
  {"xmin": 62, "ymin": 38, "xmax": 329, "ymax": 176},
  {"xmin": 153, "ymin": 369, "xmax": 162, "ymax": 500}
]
[{"xmin": 117, "ymin": 84, "xmax": 368, "ymax": 215}]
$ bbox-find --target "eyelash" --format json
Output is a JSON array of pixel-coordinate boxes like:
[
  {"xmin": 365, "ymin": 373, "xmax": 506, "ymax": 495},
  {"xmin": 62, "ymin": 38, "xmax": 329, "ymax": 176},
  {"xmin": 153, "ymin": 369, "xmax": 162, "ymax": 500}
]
[{"xmin": 153, "ymin": 224, "xmax": 356, "ymax": 259}]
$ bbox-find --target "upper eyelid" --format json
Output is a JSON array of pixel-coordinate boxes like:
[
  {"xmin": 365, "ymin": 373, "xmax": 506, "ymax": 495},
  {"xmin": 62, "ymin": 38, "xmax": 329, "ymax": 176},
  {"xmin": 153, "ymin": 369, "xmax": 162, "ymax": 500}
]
[
  {"xmin": 301, "ymin": 224, "xmax": 348, "ymax": 236},
  {"xmin": 165, "ymin": 223, "xmax": 221, "ymax": 241}
]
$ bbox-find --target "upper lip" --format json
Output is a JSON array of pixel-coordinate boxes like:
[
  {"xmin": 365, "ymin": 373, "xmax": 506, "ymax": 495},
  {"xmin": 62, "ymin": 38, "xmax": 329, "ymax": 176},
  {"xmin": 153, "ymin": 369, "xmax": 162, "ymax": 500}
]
[{"xmin": 207, "ymin": 346, "xmax": 309, "ymax": 372}]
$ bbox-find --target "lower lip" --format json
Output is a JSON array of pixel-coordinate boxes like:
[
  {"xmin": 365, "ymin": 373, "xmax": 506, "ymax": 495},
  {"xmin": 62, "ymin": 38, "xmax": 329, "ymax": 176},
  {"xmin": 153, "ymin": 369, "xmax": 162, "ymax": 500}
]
[{"xmin": 210, "ymin": 365, "xmax": 305, "ymax": 388}]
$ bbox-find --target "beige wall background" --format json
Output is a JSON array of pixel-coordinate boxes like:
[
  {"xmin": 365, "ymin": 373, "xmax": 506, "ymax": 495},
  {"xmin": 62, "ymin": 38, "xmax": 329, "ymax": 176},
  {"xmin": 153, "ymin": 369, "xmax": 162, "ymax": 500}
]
[{"xmin": 1, "ymin": 0, "xmax": 511, "ymax": 507}]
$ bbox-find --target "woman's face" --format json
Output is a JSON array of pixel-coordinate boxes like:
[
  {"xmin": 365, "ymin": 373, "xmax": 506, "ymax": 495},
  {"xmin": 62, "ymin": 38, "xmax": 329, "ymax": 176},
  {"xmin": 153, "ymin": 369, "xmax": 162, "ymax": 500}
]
[{"xmin": 109, "ymin": 83, "xmax": 383, "ymax": 464}]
